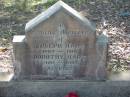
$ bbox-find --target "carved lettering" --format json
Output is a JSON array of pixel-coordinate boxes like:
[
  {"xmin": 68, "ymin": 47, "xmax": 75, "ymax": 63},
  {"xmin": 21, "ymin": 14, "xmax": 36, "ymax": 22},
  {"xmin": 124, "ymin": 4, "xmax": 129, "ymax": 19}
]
[{"xmin": 31, "ymin": 24, "xmax": 87, "ymax": 77}]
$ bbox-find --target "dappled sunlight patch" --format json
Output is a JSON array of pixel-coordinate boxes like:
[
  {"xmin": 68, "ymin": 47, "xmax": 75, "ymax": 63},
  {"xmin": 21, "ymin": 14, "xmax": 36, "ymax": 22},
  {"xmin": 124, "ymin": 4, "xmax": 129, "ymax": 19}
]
[
  {"xmin": 0, "ymin": 72, "xmax": 14, "ymax": 81},
  {"xmin": 109, "ymin": 70, "xmax": 130, "ymax": 81},
  {"xmin": 0, "ymin": 45, "xmax": 14, "ymax": 81}
]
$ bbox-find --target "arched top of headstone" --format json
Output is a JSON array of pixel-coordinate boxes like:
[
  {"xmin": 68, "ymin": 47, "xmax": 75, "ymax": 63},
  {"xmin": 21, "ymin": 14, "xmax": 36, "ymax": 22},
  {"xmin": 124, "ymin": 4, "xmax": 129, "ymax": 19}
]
[{"xmin": 25, "ymin": 0, "xmax": 95, "ymax": 33}]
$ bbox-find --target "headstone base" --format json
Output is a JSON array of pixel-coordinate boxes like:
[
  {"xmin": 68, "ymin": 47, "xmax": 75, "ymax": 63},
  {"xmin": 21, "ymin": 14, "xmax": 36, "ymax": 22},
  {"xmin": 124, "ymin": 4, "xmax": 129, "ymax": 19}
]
[{"xmin": 1, "ymin": 81, "xmax": 130, "ymax": 97}]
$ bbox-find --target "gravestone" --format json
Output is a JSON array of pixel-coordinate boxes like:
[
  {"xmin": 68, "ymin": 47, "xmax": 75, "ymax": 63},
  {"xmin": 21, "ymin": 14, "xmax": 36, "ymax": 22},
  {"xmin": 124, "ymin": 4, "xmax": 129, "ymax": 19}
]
[
  {"xmin": 2, "ymin": 1, "xmax": 130, "ymax": 97},
  {"xmin": 13, "ymin": 1, "xmax": 108, "ymax": 81}
]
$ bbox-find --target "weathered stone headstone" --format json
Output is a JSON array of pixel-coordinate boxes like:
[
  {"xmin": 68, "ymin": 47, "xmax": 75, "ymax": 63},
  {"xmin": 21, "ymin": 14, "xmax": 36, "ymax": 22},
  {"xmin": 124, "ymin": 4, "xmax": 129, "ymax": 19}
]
[
  {"xmin": 13, "ymin": 1, "xmax": 108, "ymax": 80},
  {"xmin": 2, "ymin": 1, "xmax": 130, "ymax": 97}
]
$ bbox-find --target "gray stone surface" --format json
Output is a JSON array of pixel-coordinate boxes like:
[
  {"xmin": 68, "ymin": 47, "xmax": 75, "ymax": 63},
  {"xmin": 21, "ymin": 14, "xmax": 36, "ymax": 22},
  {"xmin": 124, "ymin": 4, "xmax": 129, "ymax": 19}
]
[
  {"xmin": 0, "ymin": 81, "xmax": 130, "ymax": 97},
  {"xmin": 13, "ymin": 1, "xmax": 108, "ymax": 80},
  {"xmin": 25, "ymin": 1, "xmax": 95, "ymax": 32}
]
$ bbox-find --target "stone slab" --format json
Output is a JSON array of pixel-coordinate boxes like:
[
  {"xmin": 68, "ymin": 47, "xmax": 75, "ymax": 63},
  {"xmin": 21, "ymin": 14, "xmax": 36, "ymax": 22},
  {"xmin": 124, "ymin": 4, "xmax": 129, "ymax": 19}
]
[
  {"xmin": 1, "ymin": 81, "xmax": 130, "ymax": 97},
  {"xmin": 13, "ymin": 1, "xmax": 108, "ymax": 81},
  {"xmin": 13, "ymin": 35, "xmax": 25, "ymax": 43}
]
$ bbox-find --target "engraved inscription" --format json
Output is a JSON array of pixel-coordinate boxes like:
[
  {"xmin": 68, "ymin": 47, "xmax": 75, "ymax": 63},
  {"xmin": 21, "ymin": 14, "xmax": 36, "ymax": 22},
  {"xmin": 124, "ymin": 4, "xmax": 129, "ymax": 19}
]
[{"xmin": 31, "ymin": 24, "xmax": 87, "ymax": 78}]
